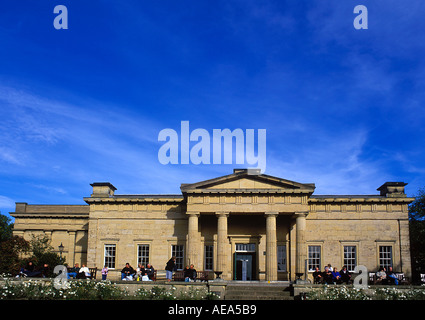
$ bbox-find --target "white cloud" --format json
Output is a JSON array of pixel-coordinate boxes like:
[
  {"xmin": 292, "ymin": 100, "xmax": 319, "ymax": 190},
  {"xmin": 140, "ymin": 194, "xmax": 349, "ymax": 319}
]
[
  {"xmin": 266, "ymin": 127, "xmax": 385, "ymax": 195},
  {"xmin": 0, "ymin": 195, "xmax": 15, "ymax": 209}
]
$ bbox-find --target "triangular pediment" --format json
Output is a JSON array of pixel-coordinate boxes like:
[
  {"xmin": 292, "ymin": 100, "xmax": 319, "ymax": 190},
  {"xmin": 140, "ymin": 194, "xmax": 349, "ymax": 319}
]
[{"xmin": 180, "ymin": 169, "xmax": 315, "ymax": 193}]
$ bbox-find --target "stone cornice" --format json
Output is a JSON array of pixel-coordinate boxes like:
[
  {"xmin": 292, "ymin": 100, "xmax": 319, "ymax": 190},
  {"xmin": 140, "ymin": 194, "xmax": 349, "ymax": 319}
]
[
  {"xmin": 11, "ymin": 212, "xmax": 89, "ymax": 219},
  {"xmin": 185, "ymin": 188, "xmax": 314, "ymax": 194},
  {"xmin": 83, "ymin": 195, "xmax": 184, "ymax": 205},
  {"xmin": 308, "ymin": 196, "xmax": 415, "ymax": 204}
]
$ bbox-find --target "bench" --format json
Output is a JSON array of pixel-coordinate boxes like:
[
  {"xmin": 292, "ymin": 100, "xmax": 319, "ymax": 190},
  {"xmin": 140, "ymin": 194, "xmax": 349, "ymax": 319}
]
[
  {"xmin": 67, "ymin": 267, "xmax": 97, "ymax": 279},
  {"xmin": 369, "ymin": 271, "xmax": 409, "ymax": 285},
  {"xmin": 369, "ymin": 273, "xmax": 376, "ymax": 285},
  {"xmin": 173, "ymin": 270, "xmax": 210, "ymax": 282},
  {"xmin": 89, "ymin": 267, "xmax": 97, "ymax": 279},
  {"xmin": 395, "ymin": 273, "xmax": 409, "ymax": 285}
]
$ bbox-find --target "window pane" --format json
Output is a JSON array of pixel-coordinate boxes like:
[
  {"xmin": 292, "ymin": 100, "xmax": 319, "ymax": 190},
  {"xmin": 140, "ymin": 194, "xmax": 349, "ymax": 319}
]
[
  {"xmin": 235, "ymin": 243, "xmax": 255, "ymax": 252},
  {"xmin": 343, "ymin": 246, "xmax": 356, "ymax": 272},
  {"xmin": 137, "ymin": 244, "xmax": 150, "ymax": 266},
  {"xmin": 277, "ymin": 245, "xmax": 287, "ymax": 272},
  {"xmin": 204, "ymin": 245, "xmax": 214, "ymax": 271},
  {"xmin": 172, "ymin": 245, "xmax": 184, "ymax": 270},
  {"xmin": 104, "ymin": 244, "xmax": 116, "ymax": 269},
  {"xmin": 379, "ymin": 246, "xmax": 392, "ymax": 270},
  {"xmin": 308, "ymin": 246, "xmax": 321, "ymax": 271}
]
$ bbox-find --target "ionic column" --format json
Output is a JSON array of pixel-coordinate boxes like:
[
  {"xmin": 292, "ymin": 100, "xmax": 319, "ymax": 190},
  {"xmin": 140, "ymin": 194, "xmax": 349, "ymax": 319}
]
[
  {"xmin": 295, "ymin": 212, "xmax": 308, "ymax": 275},
  {"xmin": 265, "ymin": 212, "xmax": 278, "ymax": 281},
  {"xmin": 187, "ymin": 212, "xmax": 200, "ymax": 267},
  {"xmin": 216, "ymin": 212, "xmax": 229, "ymax": 277}
]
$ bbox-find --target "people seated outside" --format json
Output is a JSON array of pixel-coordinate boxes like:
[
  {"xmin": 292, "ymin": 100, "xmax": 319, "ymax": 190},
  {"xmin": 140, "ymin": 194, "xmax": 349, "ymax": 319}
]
[
  {"xmin": 136, "ymin": 263, "xmax": 145, "ymax": 281},
  {"xmin": 323, "ymin": 266, "xmax": 334, "ymax": 284},
  {"xmin": 376, "ymin": 267, "xmax": 388, "ymax": 284},
  {"xmin": 141, "ymin": 272, "xmax": 151, "ymax": 281},
  {"xmin": 331, "ymin": 266, "xmax": 342, "ymax": 284},
  {"xmin": 41, "ymin": 263, "xmax": 50, "ymax": 278},
  {"xmin": 145, "ymin": 263, "xmax": 155, "ymax": 280},
  {"xmin": 121, "ymin": 263, "xmax": 136, "ymax": 280},
  {"xmin": 67, "ymin": 263, "xmax": 80, "ymax": 279},
  {"xmin": 340, "ymin": 266, "xmax": 352, "ymax": 284},
  {"xmin": 184, "ymin": 264, "xmax": 197, "ymax": 282},
  {"xmin": 386, "ymin": 266, "xmax": 399, "ymax": 285},
  {"xmin": 78, "ymin": 264, "xmax": 91, "ymax": 279},
  {"xmin": 313, "ymin": 267, "xmax": 323, "ymax": 284},
  {"xmin": 20, "ymin": 261, "xmax": 41, "ymax": 277}
]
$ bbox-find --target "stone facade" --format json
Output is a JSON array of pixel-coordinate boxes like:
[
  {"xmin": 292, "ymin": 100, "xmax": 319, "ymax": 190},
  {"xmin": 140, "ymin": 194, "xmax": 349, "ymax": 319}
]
[{"xmin": 11, "ymin": 170, "xmax": 414, "ymax": 281}]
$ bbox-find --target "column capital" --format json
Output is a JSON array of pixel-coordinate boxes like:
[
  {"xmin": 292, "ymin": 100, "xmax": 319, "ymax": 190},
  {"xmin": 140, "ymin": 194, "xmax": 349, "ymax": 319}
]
[
  {"xmin": 265, "ymin": 211, "xmax": 279, "ymax": 217},
  {"xmin": 216, "ymin": 212, "xmax": 229, "ymax": 217},
  {"xmin": 294, "ymin": 211, "xmax": 309, "ymax": 218},
  {"xmin": 186, "ymin": 211, "xmax": 200, "ymax": 217}
]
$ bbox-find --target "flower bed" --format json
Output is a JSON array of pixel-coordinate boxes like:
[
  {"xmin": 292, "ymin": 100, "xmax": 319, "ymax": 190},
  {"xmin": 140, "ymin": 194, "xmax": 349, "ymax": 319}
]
[
  {"xmin": 0, "ymin": 278, "xmax": 219, "ymax": 300},
  {"xmin": 305, "ymin": 285, "xmax": 425, "ymax": 300}
]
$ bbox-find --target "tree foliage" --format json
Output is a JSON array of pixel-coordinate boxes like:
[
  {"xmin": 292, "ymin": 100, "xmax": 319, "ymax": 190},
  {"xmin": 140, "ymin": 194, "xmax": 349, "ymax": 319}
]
[
  {"xmin": 0, "ymin": 213, "xmax": 64, "ymax": 276},
  {"xmin": 409, "ymin": 187, "xmax": 425, "ymax": 283},
  {"xmin": 0, "ymin": 213, "xmax": 13, "ymax": 243}
]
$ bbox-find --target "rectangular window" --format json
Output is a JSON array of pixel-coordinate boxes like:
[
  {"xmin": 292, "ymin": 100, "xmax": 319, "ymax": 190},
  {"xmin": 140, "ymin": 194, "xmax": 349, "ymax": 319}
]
[
  {"xmin": 235, "ymin": 243, "xmax": 255, "ymax": 252},
  {"xmin": 137, "ymin": 244, "xmax": 150, "ymax": 266},
  {"xmin": 104, "ymin": 244, "xmax": 116, "ymax": 269},
  {"xmin": 343, "ymin": 246, "xmax": 357, "ymax": 272},
  {"xmin": 277, "ymin": 245, "xmax": 287, "ymax": 272},
  {"xmin": 379, "ymin": 246, "xmax": 393, "ymax": 270},
  {"xmin": 204, "ymin": 245, "xmax": 214, "ymax": 271},
  {"xmin": 308, "ymin": 245, "xmax": 321, "ymax": 271},
  {"xmin": 172, "ymin": 245, "xmax": 184, "ymax": 270}
]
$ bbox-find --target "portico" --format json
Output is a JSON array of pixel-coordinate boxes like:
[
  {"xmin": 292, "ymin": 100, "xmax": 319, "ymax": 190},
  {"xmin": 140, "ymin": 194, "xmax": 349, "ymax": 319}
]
[{"xmin": 182, "ymin": 168, "xmax": 315, "ymax": 281}]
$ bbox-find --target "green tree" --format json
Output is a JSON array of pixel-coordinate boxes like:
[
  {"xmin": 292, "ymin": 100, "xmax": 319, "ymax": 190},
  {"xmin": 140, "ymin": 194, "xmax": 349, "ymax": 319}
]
[
  {"xmin": 27, "ymin": 235, "xmax": 65, "ymax": 277},
  {"xmin": 0, "ymin": 235, "xmax": 31, "ymax": 275},
  {"xmin": 409, "ymin": 187, "xmax": 425, "ymax": 283},
  {"xmin": 0, "ymin": 212, "xmax": 13, "ymax": 242}
]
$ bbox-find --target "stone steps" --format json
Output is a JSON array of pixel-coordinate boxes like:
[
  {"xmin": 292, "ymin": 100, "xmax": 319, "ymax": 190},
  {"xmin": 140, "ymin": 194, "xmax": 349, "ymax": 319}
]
[{"xmin": 224, "ymin": 284, "xmax": 293, "ymax": 300}]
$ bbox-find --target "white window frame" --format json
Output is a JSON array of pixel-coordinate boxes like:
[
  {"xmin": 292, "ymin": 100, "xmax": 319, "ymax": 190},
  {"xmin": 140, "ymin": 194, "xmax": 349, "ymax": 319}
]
[
  {"xmin": 308, "ymin": 245, "xmax": 321, "ymax": 271},
  {"xmin": 104, "ymin": 244, "xmax": 116, "ymax": 269},
  {"xmin": 172, "ymin": 244, "xmax": 185, "ymax": 270},
  {"xmin": 235, "ymin": 243, "xmax": 256, "ymax": 252},
  {"xmin": 343, "ymin": 245, "xmax": 357, "ymax": 272},
  {"xmin": 379, "ymin": 245, "xmax": 393, "ymax": 270},
  {"xmin": 137, "ymin": 244, "xmax": 150, "ymax": 267}
]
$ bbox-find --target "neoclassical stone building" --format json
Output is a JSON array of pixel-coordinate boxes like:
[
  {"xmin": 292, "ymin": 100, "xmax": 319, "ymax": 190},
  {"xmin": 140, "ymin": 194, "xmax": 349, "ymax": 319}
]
[{"xmin": 11, "ymin": 169, "xmax": 414, "ymax": 281}]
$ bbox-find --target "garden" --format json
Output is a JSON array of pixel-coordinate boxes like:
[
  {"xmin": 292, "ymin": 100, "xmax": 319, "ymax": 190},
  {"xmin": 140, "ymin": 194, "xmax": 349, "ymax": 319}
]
[
  {"xmin": 0, "ymin": 277, "xmax": 219, "ymax": 300},
  {"xmin": 304, "ymin": 284, "xmax": 425, "ymax": 300}
]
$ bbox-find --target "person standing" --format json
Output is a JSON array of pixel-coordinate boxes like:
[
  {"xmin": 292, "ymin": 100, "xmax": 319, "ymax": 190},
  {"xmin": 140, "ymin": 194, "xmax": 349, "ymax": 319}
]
[
  {"xmin": 165, "ymin": 256, "xmax": 176, "ymax": 282},
  {"xmin": 101, "ymin": 265, "xmax": 108, "ymax": 280}
]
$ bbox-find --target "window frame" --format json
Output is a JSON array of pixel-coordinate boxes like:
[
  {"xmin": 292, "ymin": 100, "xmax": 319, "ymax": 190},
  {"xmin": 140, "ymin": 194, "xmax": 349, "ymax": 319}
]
[
  {"xmin": 104, "ymin": 244, "xmax": 116, "ymax": 269},
  {"xmin": 308, "ymin": 245, "xmax": 321, "ymax": 272}
]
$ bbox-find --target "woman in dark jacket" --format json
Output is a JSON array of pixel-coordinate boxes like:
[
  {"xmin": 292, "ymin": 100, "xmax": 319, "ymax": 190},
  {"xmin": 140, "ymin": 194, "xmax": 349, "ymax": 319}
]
[{"xmin": 165, "ymin": 256, "xmax": 176, "ymax": 282}]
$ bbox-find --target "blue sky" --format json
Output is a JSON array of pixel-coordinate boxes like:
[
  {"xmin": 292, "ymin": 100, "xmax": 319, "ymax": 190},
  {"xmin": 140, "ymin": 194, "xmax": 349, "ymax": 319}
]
[{"xmin": 1, "ymin": 1, "xmax": 425, "ymax": 221}]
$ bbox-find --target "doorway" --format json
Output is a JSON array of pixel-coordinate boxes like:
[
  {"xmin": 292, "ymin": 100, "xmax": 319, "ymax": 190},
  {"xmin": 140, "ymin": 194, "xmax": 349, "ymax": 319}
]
[
  {"xmin": 234, "ymin": 253, "xmax": 256, "ymax": 280},
  {"xmin": 233, "ymin": 243, "xmax": 257, "ymax": 280}
]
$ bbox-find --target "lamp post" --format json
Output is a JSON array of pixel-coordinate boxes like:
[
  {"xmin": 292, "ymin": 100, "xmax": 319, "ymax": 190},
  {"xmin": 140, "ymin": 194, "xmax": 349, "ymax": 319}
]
[{"xmin": 58, "ymin": 242, "xmax": 64, "ymax": 262}]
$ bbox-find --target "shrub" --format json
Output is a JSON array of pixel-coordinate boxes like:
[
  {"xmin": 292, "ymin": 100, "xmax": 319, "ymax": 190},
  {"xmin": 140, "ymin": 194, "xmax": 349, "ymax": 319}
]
[
  {"xmin": 306, "ymin": 285, "xmax": 425, "ymax": 300},
  {"xmin": 306, "ymin": 285, "xmax": 370, "ymax": 300}
]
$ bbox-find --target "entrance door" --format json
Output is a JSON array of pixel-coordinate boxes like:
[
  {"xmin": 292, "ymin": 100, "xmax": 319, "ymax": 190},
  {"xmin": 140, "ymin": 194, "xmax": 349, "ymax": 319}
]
[{"xmin": 234, "ymin": 253, "xmax": 256, "ymax": 280}]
